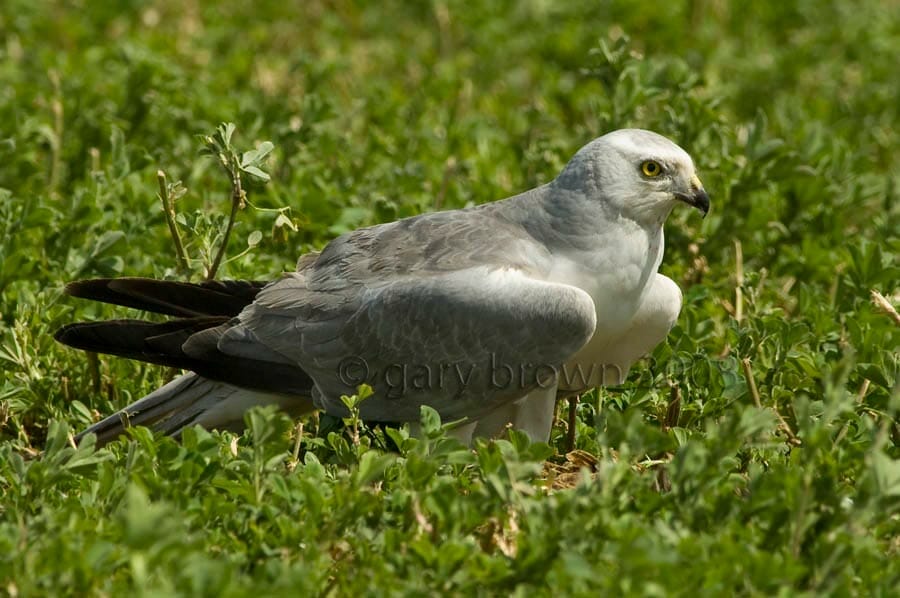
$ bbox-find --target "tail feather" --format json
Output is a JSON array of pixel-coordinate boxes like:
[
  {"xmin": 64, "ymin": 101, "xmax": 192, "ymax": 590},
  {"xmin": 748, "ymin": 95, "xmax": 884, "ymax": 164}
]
[
  {"xmin": 55, "ymin": 317, "xmax": 229, "ymax": 369},
  {"xmin": 78, "ymin": 373, "xmax": 315, "ymax": 446},
  {"xmin": 57, "ymin": 276, "xmax": 319, "ymax": 446},
  {"xmin": 55, "ymin": 318, "xmax": 314, "ymax": 395},
  {"xmin": 64, "ymin": 278, "xmax": 266, "ymax": 318}
]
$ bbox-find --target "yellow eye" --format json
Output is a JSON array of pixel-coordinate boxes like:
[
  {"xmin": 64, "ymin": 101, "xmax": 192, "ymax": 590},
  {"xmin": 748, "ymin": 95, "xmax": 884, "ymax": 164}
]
[{"xmin": 641, "ymin": 160, "xmax": 662, "ymax": 177}]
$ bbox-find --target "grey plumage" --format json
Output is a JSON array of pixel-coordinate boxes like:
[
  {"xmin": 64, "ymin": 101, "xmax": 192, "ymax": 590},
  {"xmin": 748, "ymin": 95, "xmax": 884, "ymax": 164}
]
[{"xmin": 57, "ymin": 129, "xmax": 709, "ymax": 445}]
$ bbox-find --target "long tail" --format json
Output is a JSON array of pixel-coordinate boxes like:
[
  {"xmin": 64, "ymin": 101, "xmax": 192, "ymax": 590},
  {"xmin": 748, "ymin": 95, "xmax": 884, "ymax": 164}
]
[
  {"xmin": 79, "ymin": 372, "xmax": 315, "ymax": 445},
  {"xmin": 56, "ymin": 277, "xmax": 316, "ymax": 445},
  {"xmin": 63, "ymin": 277, "xmax": 267, "ymax": 317}
]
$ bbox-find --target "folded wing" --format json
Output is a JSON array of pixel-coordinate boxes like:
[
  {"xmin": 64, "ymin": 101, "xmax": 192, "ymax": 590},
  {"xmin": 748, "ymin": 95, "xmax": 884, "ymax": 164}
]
[{"xmin": 224, "ymin": 265, "xmax": 597, "ymax": 423}]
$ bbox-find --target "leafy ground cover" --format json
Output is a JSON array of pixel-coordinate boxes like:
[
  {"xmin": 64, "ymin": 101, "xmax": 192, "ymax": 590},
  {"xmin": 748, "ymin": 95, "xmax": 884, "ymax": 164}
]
[{"xmin": 1, "ymin": 0, "xmax": 898, "ymax": 595}]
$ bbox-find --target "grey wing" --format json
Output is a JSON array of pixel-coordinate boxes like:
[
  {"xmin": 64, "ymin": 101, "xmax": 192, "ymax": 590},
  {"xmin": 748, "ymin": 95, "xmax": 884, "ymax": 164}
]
[
  {"xmin": 305, "ymin": 189, "xmax": 552, "ymax": 286},
  {"xmin": 220, "ymin": 266, "xmax": 597, "ymax": 423}
]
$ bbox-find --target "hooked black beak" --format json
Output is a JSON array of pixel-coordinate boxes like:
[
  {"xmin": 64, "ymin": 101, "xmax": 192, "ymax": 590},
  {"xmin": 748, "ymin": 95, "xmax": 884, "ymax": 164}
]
[{"xmin": 675, "ymin": 175, "xmax": 710, "ymax": 217}]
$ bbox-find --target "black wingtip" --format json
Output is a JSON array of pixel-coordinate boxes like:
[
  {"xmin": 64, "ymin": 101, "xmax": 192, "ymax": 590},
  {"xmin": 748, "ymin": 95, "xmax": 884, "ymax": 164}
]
[
  {"xmin": 61, "ymin": 277, "xmax": 267, "ymax": 318},
  {"xmin": 54, "ymin": 323, "xmax": 79, "ymax": 347},
  {"xmin": 53, "ymin": 321, "xmax": 110, "ymax": 352},
  {"xmin": 64, "ymin": 278, "xmax": 112, "ymax": 298}
]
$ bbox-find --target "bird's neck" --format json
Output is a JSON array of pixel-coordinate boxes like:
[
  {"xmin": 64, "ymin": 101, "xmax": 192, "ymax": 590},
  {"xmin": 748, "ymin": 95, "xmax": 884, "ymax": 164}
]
[
  {"xmin": 504, "ymin": 187, "xmax": 667, "ymax": 325},
  {"xmin": 508, "ymin": 186, "xmax": 665, "ymax": 272}
]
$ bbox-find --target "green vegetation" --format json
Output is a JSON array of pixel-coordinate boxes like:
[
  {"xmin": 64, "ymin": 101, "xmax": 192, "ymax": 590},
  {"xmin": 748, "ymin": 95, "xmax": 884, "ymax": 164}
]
[{"xmin": 1, "ymin": 0, "xmax": 898, "ymax": 594}]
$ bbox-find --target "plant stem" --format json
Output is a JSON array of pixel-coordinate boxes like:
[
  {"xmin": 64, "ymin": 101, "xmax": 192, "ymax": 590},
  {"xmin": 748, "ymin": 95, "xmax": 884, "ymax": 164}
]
[
  {"xmin": 206, "ymin": 173, "xmax": 244, "ymax": 280},
  {"xmin": 565, "ymin": 394, "xmax": 579, "ymax": 453},
  {"xmin": 48, "ymin": 70, "xmax": 63, "ymax": 198},
  {"xmin": 86, "ymin": 351, "xmax": 101, "ymax": 393},
  {"xmin": 734, "ymin": 238, "xmax": 744, "ymax": 323},
  {"xmin": 664, "ymin": 384, "xmax": 681, "ymax": 431},
  {"xmin": 740, "ymin": 357, "xmax": 762, "ymax": 408},
  {"xmin": 871, "ymin": 289, "xmax": 900, "ymax": 326},
  {"xmin": 157, "ymin": 170, "xmax": 190, "ymax": 275},
  {"xmin": 742, "ymin": 357, "xmax": 800, "ymax": 445}
]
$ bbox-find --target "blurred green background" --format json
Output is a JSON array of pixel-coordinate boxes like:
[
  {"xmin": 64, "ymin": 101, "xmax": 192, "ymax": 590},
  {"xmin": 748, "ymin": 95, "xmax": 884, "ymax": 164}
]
[{"xmin": 1, "ymin": 1, "xmax": 898, "ymax": 594}]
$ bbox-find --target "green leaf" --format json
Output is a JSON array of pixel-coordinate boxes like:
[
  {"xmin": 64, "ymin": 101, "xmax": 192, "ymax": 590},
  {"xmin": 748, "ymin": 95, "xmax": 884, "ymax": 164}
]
[
  {"xmin": 240, "ymin": 165, "xmax": 270, "ymax": 182},
  {"xmin": 241, "ymin": 141, "xmax": 274, "ymax": 167},
  {"xmin": 870, "ymin": 451, "xmax": 900, "ymax": 497},
  {"xmin": 354, "ymin": 450, "xmax": 394, "ymax": 485}
]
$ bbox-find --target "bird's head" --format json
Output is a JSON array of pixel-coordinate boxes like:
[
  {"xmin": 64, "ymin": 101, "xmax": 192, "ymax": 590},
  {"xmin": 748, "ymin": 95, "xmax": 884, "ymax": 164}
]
[{"xmin": 555, "ymin": 129, "xmax": 709, "ymax": 225}]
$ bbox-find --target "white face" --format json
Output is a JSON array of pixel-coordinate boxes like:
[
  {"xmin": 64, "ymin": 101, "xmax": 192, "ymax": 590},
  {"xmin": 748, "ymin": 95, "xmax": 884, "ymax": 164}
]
[{"xmin": 557, "ymin": 129, "xmax": 709, "ymax": 224}]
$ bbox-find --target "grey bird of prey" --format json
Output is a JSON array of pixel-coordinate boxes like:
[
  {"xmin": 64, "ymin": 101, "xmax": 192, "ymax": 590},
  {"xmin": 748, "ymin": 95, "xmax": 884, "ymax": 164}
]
[{"xmin": 56, "ymin": 129, "xmax": 709, "ymax": 446}]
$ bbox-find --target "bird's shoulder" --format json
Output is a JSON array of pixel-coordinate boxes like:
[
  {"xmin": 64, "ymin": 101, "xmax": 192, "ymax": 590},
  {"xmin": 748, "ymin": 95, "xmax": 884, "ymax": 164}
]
[{"xmin": 308, "ymin": 198, "xmax": 551, "ymax": 285}]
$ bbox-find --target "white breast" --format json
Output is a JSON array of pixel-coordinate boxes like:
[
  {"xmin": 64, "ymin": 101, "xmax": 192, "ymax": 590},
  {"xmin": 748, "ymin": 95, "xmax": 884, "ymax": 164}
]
[{"xmin": 545, "ymin": 224, "xmax": 664, "ymax": 336}]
